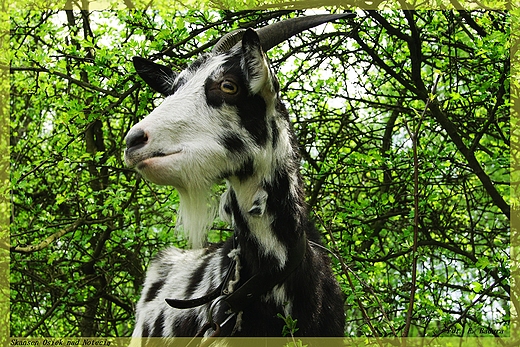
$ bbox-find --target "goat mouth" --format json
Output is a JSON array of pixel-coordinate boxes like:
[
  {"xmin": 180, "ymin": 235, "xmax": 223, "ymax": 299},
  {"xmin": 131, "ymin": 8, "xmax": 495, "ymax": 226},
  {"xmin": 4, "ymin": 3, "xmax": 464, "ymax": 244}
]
[{"xmin": 135, "ymin": 149, "xmax": 183, "ymax": 170}]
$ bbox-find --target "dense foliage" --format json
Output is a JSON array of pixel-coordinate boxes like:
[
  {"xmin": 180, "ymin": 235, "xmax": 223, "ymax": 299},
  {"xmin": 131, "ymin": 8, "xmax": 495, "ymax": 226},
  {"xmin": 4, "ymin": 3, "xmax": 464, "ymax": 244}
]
[{"xmin": 10, "ymin": 9, "xmax": 510, "ymax": 338}]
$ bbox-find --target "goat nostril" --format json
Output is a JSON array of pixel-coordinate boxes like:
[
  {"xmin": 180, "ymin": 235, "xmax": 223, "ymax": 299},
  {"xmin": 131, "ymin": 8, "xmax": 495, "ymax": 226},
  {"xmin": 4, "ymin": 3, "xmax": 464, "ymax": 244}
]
[{"xmin": 126, "ymin": 129, "xmax": 148, "ymax": 150}]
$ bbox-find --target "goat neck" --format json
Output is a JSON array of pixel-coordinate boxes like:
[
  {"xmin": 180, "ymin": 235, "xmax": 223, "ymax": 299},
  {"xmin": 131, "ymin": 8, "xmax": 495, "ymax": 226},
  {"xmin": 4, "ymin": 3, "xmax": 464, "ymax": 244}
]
[
  {"xmin": 125, "ymin": 29, "xmax": 304, "ymax": 253},
  {"xmin": 216, "ymin": 29, "xmax": 306, "ymax": 271}
]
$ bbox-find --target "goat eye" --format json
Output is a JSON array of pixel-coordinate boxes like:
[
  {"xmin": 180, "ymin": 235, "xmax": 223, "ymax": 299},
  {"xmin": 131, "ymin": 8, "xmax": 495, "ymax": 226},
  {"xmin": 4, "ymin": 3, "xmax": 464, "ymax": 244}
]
[{"xmin": 220, "ymin": 80, "xmax": 238, "ymax": 94}]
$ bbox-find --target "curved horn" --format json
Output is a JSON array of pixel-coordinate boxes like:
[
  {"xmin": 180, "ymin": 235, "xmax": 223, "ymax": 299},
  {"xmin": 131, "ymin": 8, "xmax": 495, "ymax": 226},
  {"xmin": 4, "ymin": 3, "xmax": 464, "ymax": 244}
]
[
  {"xmin": 256, "ymin": 13, "xmax": 355, "ymax": 51},
  {"xmin": 213, "ymin": 13, "xmax": 356, "ymax": 54},
  {"xmin": 212, "ymin": 29, "xmax": 246, "ymax": 53}
]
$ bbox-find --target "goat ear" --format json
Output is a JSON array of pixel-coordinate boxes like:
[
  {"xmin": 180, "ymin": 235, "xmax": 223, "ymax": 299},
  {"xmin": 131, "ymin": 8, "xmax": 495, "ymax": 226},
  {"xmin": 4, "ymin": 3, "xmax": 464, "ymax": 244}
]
[
  {"xmin": 241, "ymin": 29, "xmax": 276, "ymax": 96},
  {"xmin": 132, "ymin": 57, "xmax": 177, "ymax": 96}
]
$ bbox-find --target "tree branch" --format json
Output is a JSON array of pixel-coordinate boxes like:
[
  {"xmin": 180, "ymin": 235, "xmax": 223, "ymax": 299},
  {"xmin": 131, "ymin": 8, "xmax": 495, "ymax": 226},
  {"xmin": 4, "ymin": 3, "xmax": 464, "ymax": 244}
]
[
  {"xmin": 350, "ymin": 24, "xmax": 421, "ymax": 96},
  {"xmin": 11, "ymin": 218, "xmax": 86, "ymax": 253},
  {"xmin": 428, "ymin": 102, "xmax": 510, "ymax": 219},
  {"xmin": 10, "ymin": 66, "xmax": 121, "ymax": 97},
  {"xmin": 399, "ymin": 10, "xmax": 510, "ymax": 220}
]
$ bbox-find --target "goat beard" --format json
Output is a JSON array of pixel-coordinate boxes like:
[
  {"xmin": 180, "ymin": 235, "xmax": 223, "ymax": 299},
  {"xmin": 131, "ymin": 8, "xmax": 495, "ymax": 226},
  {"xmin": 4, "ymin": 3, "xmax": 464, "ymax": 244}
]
[{"xmin": 176, "ymin": 187, "xmax": 218, "ymax": 248}]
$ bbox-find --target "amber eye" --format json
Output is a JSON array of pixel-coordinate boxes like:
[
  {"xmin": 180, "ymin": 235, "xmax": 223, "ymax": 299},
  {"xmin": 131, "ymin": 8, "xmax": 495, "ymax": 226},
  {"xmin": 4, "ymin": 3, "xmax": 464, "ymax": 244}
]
[{"xmin": 220, "ymin": 80, "xmax": 238, "ymax": 94}]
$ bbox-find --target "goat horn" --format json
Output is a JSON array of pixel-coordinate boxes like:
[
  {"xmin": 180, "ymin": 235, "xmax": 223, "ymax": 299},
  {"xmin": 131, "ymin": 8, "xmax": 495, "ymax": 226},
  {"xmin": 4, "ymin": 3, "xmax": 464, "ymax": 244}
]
[
  {"xmin": 213, "ymin": 13, "xmax": 355, "ymax": 54},
  {"xmin": 212, "ymin": 29, "xmax": 246, "ymax": 53},
  {"xmin": 256, "ymin": 13, "xmax": 356, "ymax": 51}
]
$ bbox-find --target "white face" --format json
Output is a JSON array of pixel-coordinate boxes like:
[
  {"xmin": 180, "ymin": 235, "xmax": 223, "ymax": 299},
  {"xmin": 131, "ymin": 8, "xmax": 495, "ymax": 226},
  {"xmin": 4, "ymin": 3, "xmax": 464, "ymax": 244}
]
[
  {"xmin": 124, "ymin": 33, "xmax": 279, "ymax": 192},
  {"xmin": 125, "ymin": 56, "xmax": 229, "ymax": 189}
]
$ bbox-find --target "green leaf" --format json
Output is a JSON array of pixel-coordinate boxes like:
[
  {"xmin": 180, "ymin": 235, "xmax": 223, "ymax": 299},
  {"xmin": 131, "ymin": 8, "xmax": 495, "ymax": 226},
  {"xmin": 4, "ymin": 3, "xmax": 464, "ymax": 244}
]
[
  {"xmin": 476, "ymin": 257, "xmax": 490, "ymax": 269},
  {"xmin": 471, "ymin": 282, "xmax": 483, "ymax": 293}
]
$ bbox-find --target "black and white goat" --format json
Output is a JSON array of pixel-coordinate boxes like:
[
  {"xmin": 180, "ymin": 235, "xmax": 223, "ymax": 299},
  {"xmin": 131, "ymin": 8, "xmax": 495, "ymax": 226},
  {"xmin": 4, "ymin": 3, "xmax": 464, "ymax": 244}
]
[{"xmin": 124, "ymin": 13, "xmax": 353, "ymax": 338}]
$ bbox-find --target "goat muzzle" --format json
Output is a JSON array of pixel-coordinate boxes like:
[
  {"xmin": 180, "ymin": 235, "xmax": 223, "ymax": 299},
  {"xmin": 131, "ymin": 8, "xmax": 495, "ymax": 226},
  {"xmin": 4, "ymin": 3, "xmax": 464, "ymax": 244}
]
[{"xmin": 125, "ymin": 128, "xmax": 148, "ymax": 151}]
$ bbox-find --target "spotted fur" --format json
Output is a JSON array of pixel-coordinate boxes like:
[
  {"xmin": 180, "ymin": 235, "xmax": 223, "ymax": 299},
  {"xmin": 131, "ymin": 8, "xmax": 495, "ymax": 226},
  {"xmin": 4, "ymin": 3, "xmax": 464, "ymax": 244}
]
[{"xmin": 125, "ymin": 27, "xmax": 345, "ymax": 338}]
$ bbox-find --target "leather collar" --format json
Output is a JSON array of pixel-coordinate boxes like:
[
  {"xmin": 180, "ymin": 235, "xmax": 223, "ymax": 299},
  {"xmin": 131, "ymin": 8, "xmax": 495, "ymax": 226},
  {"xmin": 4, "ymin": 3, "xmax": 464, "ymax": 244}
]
[{"xmin": 165, "ymin": 234, "xmax": 307, "ymax": 313}]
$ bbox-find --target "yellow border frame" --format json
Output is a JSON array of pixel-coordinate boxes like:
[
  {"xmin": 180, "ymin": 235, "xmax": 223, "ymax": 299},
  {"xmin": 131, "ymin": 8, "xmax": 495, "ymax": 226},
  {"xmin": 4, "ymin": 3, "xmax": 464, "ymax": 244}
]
[{"xmin": 3, "ymin": 1, "xmax": 517, "ymax": 347}]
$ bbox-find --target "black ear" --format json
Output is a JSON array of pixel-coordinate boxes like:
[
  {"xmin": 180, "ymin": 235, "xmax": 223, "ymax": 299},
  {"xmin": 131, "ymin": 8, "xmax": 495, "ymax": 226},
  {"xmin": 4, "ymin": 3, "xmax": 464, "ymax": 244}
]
[{"xmin": 132, "ymin": 56, "xmax": 177, "ymax": 96}]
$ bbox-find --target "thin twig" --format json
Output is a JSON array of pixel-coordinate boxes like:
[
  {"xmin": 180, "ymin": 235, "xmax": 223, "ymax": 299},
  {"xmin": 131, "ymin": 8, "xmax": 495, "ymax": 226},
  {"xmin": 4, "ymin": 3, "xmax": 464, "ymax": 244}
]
[
  {"xmin": 23, "ymin": 285, "xmax": 72, "ymax": 337},
  {"xmin": 431, "ymin": 275, "xmax": 507, "ymax": 339},
  {"xmin": 10, "ymin": 65, "xmax": 120, "ymax": 97},
  {"xmin": 313, "ymin": 213, "xmax": 387, "ymax": 342},
  {"xmin": 401, "ymin": 74, "xmax": 440, "ymax": 337}
]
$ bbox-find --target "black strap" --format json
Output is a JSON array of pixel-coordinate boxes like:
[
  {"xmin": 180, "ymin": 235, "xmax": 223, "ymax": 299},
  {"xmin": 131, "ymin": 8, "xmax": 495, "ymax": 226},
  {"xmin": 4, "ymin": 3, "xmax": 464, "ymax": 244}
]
[
  {"xmin": 165, "ymin": 286, "xmax": 222, "ymax": 309},
  {"xmin": 166, "ymin": 257, "xmax": 237, "ymax": 309}
]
